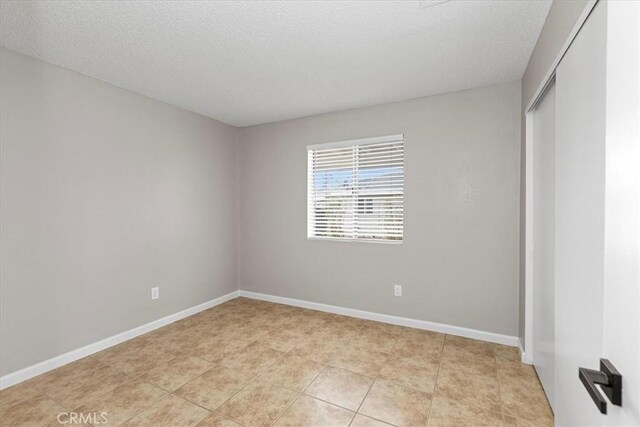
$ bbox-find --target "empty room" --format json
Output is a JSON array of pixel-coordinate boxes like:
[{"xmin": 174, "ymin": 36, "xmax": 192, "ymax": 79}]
[{"xmin": 0, "ymin": 1, "xmax": 638, "ymax": 426}]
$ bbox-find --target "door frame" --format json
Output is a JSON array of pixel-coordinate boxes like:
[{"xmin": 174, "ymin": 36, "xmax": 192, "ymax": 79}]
[{"xmin": 523, "ymin": 0, "xmax": 598, "ymax": 364}]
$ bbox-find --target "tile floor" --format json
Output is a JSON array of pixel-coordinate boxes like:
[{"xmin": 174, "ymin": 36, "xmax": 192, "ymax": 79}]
[{"xmin": 0, "ymin": 297, "xmax": 553, "ymax": 426}]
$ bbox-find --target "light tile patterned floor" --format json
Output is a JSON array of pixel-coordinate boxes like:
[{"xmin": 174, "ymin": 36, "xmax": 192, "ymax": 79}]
[{"xmin": 0, "ymin": 298, "xmax": 553, "ymax": 426}]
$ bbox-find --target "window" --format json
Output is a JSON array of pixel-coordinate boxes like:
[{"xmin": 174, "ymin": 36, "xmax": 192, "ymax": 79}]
[
  {"xmin": 358, "ymin": 197, "xmax": 373, "ymax": 214},
  {"xmin": 307, "ymin": 134, "xmax": 404, "ymax": 243}
]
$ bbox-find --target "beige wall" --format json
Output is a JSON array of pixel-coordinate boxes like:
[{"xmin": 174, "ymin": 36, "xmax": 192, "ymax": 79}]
[
  {"xmin": 518, "ymin": 0, "xmax": 591, "ymax": 344},
  {"xmin": 0, "ymin": 48, "xmax": 239, "ymax": 376},
  {"xmin": 239, "ymin": 81, "xmax": 521, "ymax": 336}
]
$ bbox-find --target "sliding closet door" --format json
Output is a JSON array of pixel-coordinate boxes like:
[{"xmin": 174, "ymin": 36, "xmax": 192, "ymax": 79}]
[
  {"xmin": 554, "ymin": 1, "xmax": 607, "ymax": 425},
  {"xmin": 531, "ymin": 81, "xmax": 555, "ymax": 409},
  {"xmin": 529, "ymin": 1, "xmax": 639, "ymax": 423}
]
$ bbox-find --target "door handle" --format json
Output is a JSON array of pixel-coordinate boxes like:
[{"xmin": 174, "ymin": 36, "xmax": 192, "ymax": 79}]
[{"xmin": 578, "ymin": 359, "xmax": 622, "ymax": 414}]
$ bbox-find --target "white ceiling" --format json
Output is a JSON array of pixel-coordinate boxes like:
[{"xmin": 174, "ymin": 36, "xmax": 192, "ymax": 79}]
[{"xmin": 0, "ymin": 1, "xmax": 551, "ymax": 127}]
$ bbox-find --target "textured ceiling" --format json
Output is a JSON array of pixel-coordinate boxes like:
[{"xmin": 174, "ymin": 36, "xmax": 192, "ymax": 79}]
[{"xmin": 0, "ymin": 1, "xmax": 551, "ymax": 127}]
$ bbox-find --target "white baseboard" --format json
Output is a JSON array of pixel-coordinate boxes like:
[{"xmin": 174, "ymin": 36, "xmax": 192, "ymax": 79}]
[
  {"xmin": 0, "ymin": 290, "xmax": 239, "ymax": 390},
  {"xmin": 2, "ymin": 288, "xmax": 520, "ymax": 390},
  {"xmin": 238, "ymin": 290, "xmax": 519, "ymax": 347},
  {"xmin": 518, "ymin": 338, "xmax": 532, "ymax": 364}
]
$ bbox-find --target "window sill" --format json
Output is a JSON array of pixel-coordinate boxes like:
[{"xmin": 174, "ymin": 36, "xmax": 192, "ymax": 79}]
[{"xmin": 307, "ymin": 236, "xmax": 403, "ymax": 245}]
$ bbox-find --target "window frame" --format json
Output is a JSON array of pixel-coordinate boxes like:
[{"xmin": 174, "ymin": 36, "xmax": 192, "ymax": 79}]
[{"xmin": 306, "ymin": 134, "xmax": 404, "ymax": 245}]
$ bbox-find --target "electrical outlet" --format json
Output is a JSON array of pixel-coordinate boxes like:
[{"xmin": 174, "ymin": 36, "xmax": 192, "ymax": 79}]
[
  {"xmin": 151, "ymin": 287, "xmax": 159, "ymax": 300},
  {"xmin": 394, "ymin": 285, "xmax": 402, "ymax": 297}
]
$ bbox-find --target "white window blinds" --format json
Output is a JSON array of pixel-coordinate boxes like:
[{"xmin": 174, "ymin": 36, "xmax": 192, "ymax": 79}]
[{"xmin": 307, "ymin": 134, "xmax": 404, "ymax": 243}]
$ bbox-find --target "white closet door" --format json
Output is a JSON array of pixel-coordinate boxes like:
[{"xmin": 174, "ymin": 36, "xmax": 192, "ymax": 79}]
[
  {"xmin": 554, "ymin": 1, "xmax": 607, "ymax": 425},
  {"xmin": 601, "ymin": 1, "xmax": 640, "ymax": 425},
  {"xmin": 532, "ymin": 81, "xmax": 555, "ymax": 409},
  {"xmin": 529, "ymin": 1, "xmax": 639, "ymax": 424}
]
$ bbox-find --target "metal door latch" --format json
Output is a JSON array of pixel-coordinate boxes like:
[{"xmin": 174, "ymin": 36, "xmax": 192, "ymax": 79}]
[{"xmin": 579, "ymin": 359, "xmax": 622, "ymax": 414}]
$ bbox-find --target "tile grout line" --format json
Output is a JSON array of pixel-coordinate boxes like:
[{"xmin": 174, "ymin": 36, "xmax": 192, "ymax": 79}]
[
  {"xmin": 435, "ymin": 339, "xmax": 524, "ymax": 424},
  {"xmin": 164, "ymin": 324, "xmax": 286, "ymax": 425},
  {"xmin": 494, "ymin": 354, "xmax": 553, "ymax": 424},
  {"xmin": 204, "ymin": 344, "xmax": 289, "ymax": 422},
  {"xmin": 486, "ymin": 347, "xmax": 510, "ymax": 423},
  {"xmin": 19, "ymin": 382, "xmax": 68, "ymax": 411},
  {"xmin": 26, "ymin": 360, "xmax": 146, "ymax": 415},
  {"xmin": 154, "ymin": 394, "xmax": 220, "ymax": 426},
  {"xmin": 196, "ymin": 313, "xmax": 331, "ymax": 426},
  {"xmin": 302, "ymin": 393, "xmax": 364, "ymax": 416},
  {"xmin": 149, "ymin": 328, "xmax": 283, "ymax": 426},
  {"xmin": 349, "ymin": 377, "xmax": 375, "ymax": 426},
  {"xmin": 424, "ymin": 333, "xmax": 447, "ymax": 426},
  {"xmin": 267, "ymin": 317, "xmax": 334, "ymax": 427},
  {"xmin": 116, "ymin": 391, "xmax": 172, "ymax": 426},
  {"xmin": 269, "ymin": 364, "xmax": 329, "ymax": 427},
  {"xmin": 169, "ymin": 387, "xmax": 249, "ymax": 427},
  {"xmin": 213, "ymin": 410, "xmax": 250, "ymax": 427},
  {"xmin": 348, "ymin": 345, "xmax": 397, "ymax": 427},
  {"xmin": 494, "ymin": 346, "xmax": 507, "ymax": 423}
]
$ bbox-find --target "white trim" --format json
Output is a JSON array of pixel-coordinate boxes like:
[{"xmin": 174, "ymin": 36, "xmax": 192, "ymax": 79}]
[
  {"xmin": 307, "ymin": 236, "xmax": 402, "ymax": 245},
  {"xmin": 0, "ymin": 291, "xmax": 239, "ymax": 390},
  {"xmin": 525, "ymin": 0, "xmax": 598, "ymax": 113},
  {"xmin": 525, "ymin": 111, "xmax": 535, "ymax": 363},
  {"xmin": 519, "ymin": 338, "xmax": 532, "ymax": 364},
  {"xmin": 307, "ymin": 134, "xmax": 403, "ymax": 151},
  {"xmin": 238, "ymin": 290, "xmax": 518, "ymax": 347},
  {"xmin": 523, "ymin": 0, "xmax": 597, "ymax": 369}
]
